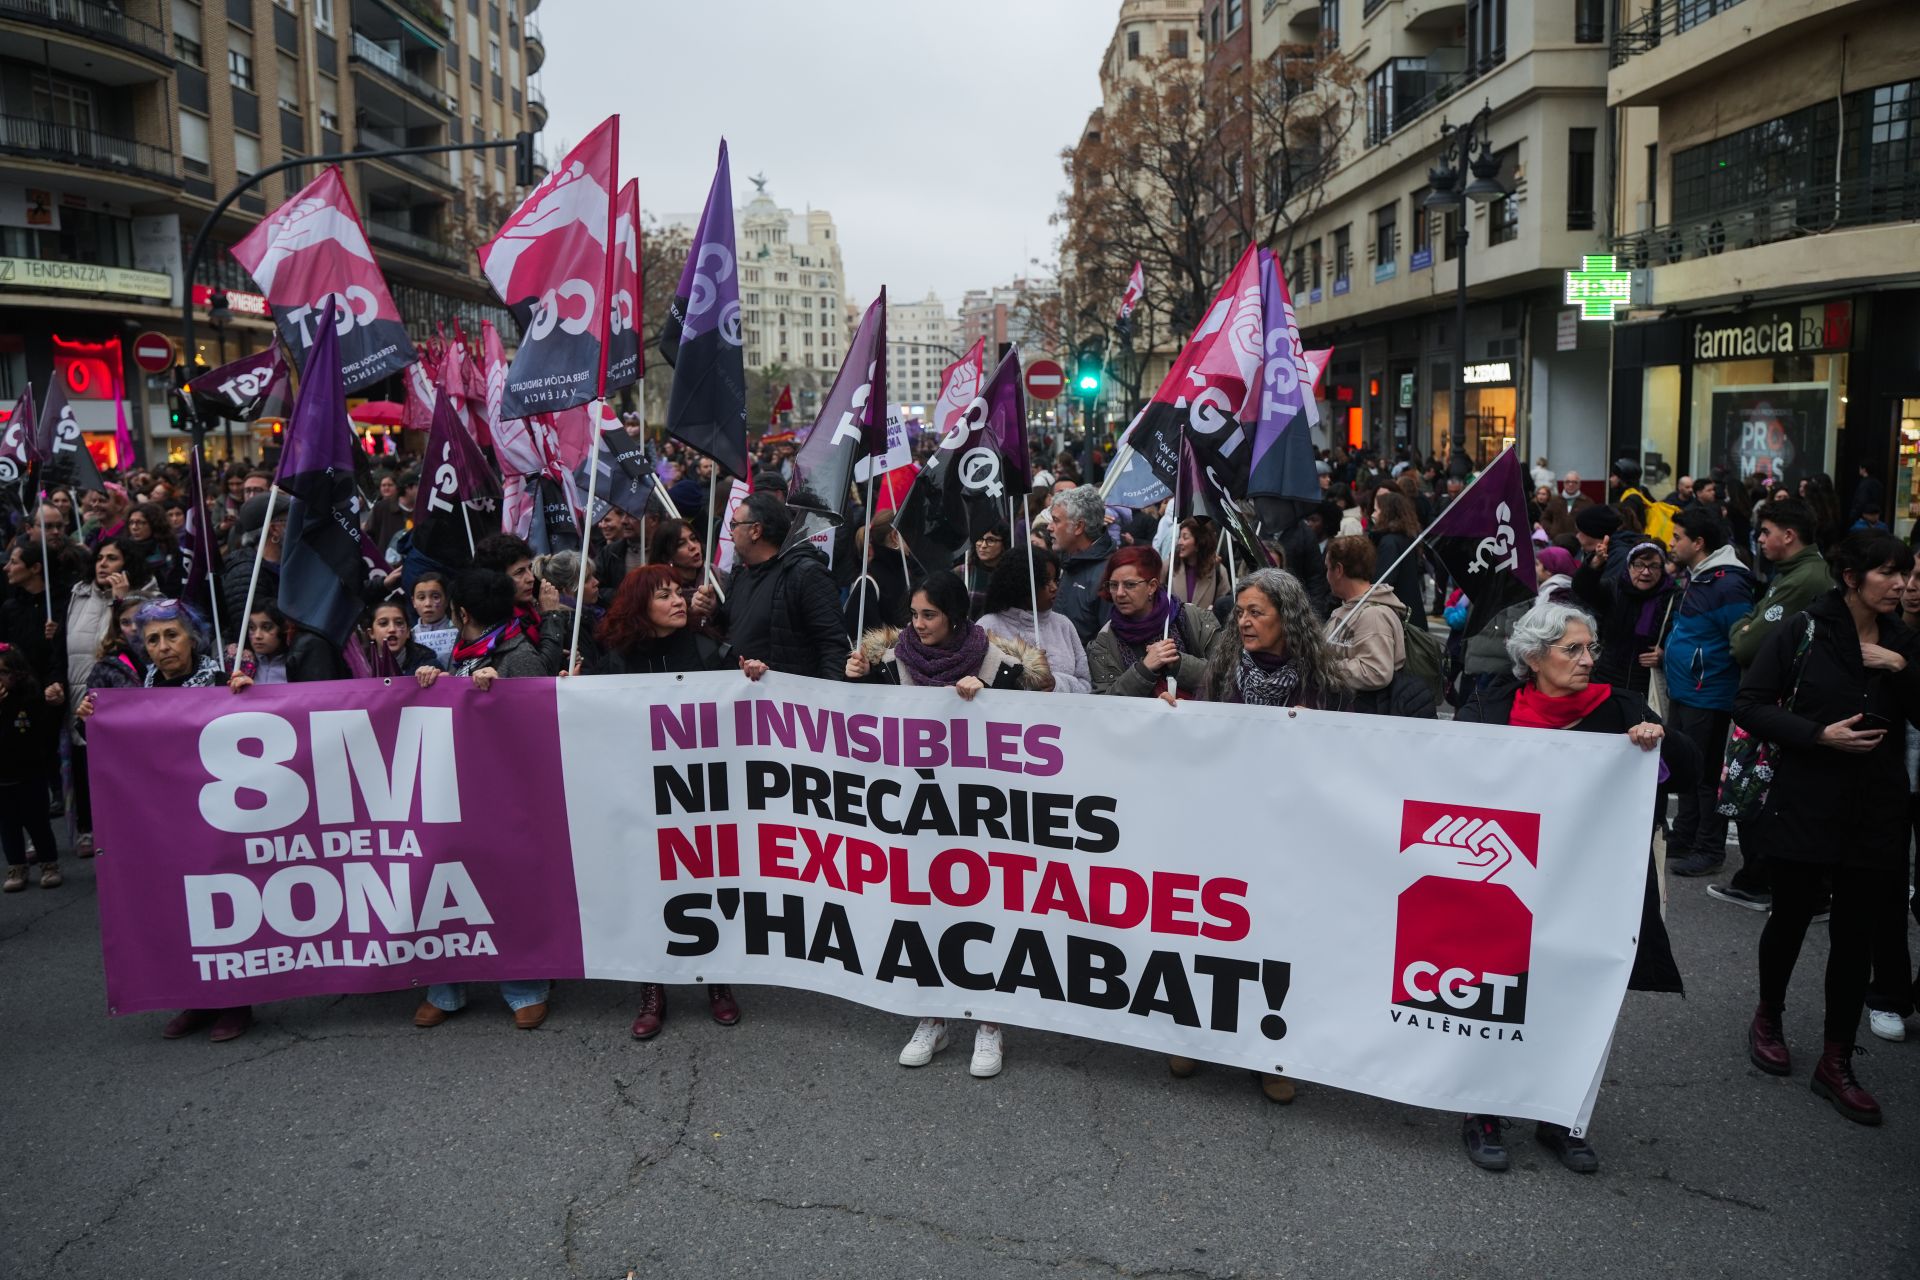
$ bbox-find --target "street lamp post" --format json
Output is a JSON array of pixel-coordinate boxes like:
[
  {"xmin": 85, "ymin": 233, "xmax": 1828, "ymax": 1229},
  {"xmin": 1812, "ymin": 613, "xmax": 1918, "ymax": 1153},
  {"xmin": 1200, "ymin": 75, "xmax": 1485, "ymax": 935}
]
[{"xmin": 1422, "ymin": 102, "xmax": 1509, "ymax": 478}]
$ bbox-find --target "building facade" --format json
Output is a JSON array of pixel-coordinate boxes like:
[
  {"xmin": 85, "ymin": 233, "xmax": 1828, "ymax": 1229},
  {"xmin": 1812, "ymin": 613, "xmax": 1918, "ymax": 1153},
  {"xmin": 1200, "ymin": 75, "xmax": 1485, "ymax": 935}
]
[
  {"xmin": 885, "ymin": 290, "xmax": 955, "ymax": 417},
  {"xmin": 0, "ymin": 0, "xmax": 543, "ymax": 462},
  {"xmin": 1604, "ymin": 0, "xmax": 1920, "ymax": 533},
  {"xmin": 733, "ymin": 182, "xmax": 847, "ymax": 379},
  {"xmin": 1273, "ymin": 0, "xmax": 1612, "ymax": 472}
]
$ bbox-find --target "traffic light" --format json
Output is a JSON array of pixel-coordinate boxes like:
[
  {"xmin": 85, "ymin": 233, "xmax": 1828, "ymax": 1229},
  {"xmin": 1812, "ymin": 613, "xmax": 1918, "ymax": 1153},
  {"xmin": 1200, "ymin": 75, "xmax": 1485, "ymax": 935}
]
[
  {"xmin": 514, "ymin": 131, "xmax": 537, "ymax": 187},
  {"xmin": 1075, "ymin": 348, "xmax": 1102, "ymax": 397}
]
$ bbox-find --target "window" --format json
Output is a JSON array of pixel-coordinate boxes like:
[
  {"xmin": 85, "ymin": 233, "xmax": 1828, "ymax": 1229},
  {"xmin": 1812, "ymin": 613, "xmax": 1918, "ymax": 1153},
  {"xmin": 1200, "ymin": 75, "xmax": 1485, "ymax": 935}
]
[
  {"xmin": 1567, "ymin": 128, "xmax": 1596, "ymax": 231},
  {"xmin": 179, "ymin": 109, "xmax": 211, "ymax": 173},
  {"xmin": 228, "ymin": 28, "xmax": 254, "ymax": 90},
  {"xmin": 1226, "ymin": 152, "xmax": 1242, "ymax": 197},
  {"xmin": 1319, "ymin": 0, "xmax": 1340, "ymax": 50},
  {"xmin": 1332, "ymin": 224, "xmax": 1351, "ymax": 280},
  {"xmin": 172, "ymin": 0, "xmax": 204, "ymax": 63},
  {"xmin": 1466, "ymin": 0, "xmax": 1505, "ymax": 74},
  {"xmin": 1487, "ymin": 150, "xmax": 1519, "ymax": 244},
  {"xmin": 1308, "ymin": 239, "xmax": 1322, "ymax": 290},
  {"xmin": 1209, "ymin": 6, "xmax": 1221, "ymax": 43},
  {"xmin": 1126, "ymin": 29, "xmax": 1139, "ymax": 59},
  {"xmin": 276, "ymin": 50, "xmax": 301, "ymax": 110},
  {"xmin": 233, "ymin": 132, "xmax": 261, "ymax": 175},
  {"xmin": 1574, "ymin": 0, "xmax": 1604, "ymax": 42},
  {"xmin": 316, "ymin": 74, "xmax": 339, "ymax": 130},
  {"xmin": 1227, "ymin": 0, "xmax": 1242, "ymax": 31},
  {"xmin": 1168, "ymin": 29, "xmax": 1188, "ymax": 58},
  {"xmin": 1442, "ymin": 207, "xmax": 1460, "ymax": 260},
  {"xmin": 1374, "ymin": 202, "xmax": 1397, "ymax": 266},
  {"xmin": 1290, "ymin": 246, "xmax": 1306, "ymax": 294},
  {"xmin": 312, "ymin": 0, "xmax": 333, "ymax": 33},
  {"xmin": 1366, "ymin": 58, "xmax": 1426, "ymax": 146},
  {"xmin": 1410, "ymin": 188, "xmax": 1432, "ymax": 262},
  {"xmin": 489, "ymin": 38, "xmax": 501, "ymax": 73},
  {"xmin": 1263, "ymin": 149, "xmax": 1284, "ymax": 209}
]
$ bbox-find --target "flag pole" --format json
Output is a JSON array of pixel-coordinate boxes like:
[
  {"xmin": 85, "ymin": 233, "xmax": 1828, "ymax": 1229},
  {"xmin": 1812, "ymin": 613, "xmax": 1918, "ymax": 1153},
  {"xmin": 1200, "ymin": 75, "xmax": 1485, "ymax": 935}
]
[
  {"xmin": 462, "ymin": 503, "xmax": 476, "ymax": 556},
  {"xmin": 236, "ymin": 487, "xmax": 277, "ymax": 668},
  {"xmin": 192, "ymin": 447, "xmax": 227, "ymax": 672},
  {"xmin": 567, "ymin": 428, "xmax": 602, "ymax": 674},
  {"xmin": 852, "ymin": 470, "xmax": 877, "ymax": 643},
  {"xmin": 1326, "ymin": 446, "xmax": 1509, "ymax": 643},
  {"xmin": 33, "ymin": 478, "xmax": 50, "ymax": 625},
  {"xmin": 1024, "ymin": 516, "xmax": 1041, "ymax": 649},
  {"xmin": 1163, "ymin": 446, "xmax": 1180, "ymax": 699}
]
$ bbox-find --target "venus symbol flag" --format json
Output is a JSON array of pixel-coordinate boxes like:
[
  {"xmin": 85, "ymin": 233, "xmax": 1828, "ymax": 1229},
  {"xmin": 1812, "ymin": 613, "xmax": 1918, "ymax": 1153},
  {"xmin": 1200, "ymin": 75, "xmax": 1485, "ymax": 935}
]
[
  {"xmin": 894, "ymin": 346, "xmax": 1028, "ymax": 567},
  {"xmin": 1424, "ymin": 448, "xmax": 1537, "ymax": 638},
  {"xmin": 477, "ymin": 114, "xmax": 620, "ymax": 418},
  {"xmin": 657, "ymin": 139, "xmax": 749, "ymax": 480},
  {"xmin": 230, "ymin": 166, "xmax": 416, "ymax": 391}
]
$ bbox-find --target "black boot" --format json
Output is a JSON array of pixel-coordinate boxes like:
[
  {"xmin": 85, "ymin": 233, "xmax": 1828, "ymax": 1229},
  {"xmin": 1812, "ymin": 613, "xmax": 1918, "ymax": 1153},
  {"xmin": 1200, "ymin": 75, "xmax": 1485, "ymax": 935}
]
[
  {"xmin": 1462, "ymin": 1114, "xmax": 1508, "ymax": 1172},
  {"xmin": 1536, "ymin": 1122, "xmax": 1599, "ymax": 1173}
]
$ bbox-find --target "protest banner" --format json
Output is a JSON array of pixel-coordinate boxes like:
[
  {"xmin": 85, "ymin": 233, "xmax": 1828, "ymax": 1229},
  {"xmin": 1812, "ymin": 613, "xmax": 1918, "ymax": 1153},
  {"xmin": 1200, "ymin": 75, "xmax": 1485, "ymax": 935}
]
[{"xmin": 90, "ymin": 673, "xmax": 1657, "ymax": 1132}]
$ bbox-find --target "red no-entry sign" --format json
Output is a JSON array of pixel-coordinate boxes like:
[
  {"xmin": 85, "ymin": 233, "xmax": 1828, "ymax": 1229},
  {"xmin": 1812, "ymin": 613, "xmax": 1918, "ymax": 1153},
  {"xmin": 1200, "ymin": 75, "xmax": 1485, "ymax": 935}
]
[
  {"xmin": 1024, "ymin": 358, "xmax": 1064, "ymax": 401},
  {"xmin": 132, "ymin": 331, "xmax": 175, "ymax": 373}
]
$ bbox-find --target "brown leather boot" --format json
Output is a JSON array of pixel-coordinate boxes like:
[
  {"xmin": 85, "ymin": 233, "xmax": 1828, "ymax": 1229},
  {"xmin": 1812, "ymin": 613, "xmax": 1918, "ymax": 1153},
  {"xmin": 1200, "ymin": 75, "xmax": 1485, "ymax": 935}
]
[
  {"xmin": 1810, "ymin": 1040, "xmax": 1882, "ymax": 1125},
  {"xmin": 1748, "ymin": 1003, "xmax": 1790, "ymax": 1076},
  {"xmin": 630, "ymin": 983, "xmax": 666, "ymax": 1039}
]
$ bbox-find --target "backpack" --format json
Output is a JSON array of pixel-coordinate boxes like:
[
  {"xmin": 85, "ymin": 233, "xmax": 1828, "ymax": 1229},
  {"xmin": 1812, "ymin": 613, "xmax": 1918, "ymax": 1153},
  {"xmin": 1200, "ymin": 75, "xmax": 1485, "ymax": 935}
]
[{"xmin": 1399, "ymin": 614, "xmax": 1447, "ymax": 702}]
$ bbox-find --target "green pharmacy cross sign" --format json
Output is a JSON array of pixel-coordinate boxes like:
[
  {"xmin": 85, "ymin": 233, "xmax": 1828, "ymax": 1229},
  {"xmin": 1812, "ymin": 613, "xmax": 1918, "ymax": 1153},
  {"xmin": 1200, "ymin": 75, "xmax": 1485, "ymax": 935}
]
[{"xmin": 1565, "ymin": 254, "xmax": 1632, "ymax": 321}]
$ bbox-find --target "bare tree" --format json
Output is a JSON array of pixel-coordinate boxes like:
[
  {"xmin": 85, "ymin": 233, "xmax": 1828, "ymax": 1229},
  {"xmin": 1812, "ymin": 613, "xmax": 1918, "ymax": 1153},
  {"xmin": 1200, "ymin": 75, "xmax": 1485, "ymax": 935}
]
[{"xmin": 1057, "ymin": 46, "xmax": 1361, "ymax": 413}]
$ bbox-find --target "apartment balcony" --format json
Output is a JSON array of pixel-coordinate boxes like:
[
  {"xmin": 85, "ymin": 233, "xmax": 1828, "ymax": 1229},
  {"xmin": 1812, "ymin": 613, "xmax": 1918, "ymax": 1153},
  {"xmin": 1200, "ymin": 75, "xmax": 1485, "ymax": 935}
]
[
  {"xmin": 1612, "ymin": 172, "xmax": 1920, "ymax": 271},
  {"xmin": 1608, "ymin": 0, "xmax": 1873, "ymax": 108},
  {"xmin": 526, "ymin": 81, "xmax": 547, "ymax": 129},
  {"xmin": 0, "ymin": 113, "xmax": 179, "ymax": 188},
  {"xmin": 1401, "ymin": 0, "xmax": 1465, "ymax": 32},
  {"xmin": 524, "ymin": 14, "xmax": 544, "ymax": 73},
  {"xmin": 367, "ymin": 216, "xmax": 466, "ymax": 270},
  {"xmin": 1264, "ymin": 0, "xmax": 1318, "ymax": 28},
  {"xmin": 356, "ymin": 124, "xmax": 455, "ymax": 188},
  {"xmin": 349, "ymin": 30, "xmax": 452, "ymax": 112},
  {"xmin": 522, "ymin": 0, "xmax": 538, "ymax": 10},
  {"xmin": 0, "ymin": 0, "xmax": 170, "ymax": 74}
]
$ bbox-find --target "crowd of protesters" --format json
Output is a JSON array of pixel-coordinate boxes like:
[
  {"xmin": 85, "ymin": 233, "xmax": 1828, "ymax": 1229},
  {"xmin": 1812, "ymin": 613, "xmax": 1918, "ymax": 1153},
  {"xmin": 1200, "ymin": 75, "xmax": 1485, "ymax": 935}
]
[{"xmin": 4, "ymin": 428, "xmax": 1916, "ymax": 1169}]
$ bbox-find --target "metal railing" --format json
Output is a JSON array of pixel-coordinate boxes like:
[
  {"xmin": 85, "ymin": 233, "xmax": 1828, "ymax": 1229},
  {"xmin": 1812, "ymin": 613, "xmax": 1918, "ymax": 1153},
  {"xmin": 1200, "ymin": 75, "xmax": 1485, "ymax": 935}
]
[
  {"xmin": 1366, "ymin": 61, "xmax": 1480, "ymax": 147},
  {"xmin": 349, "ymin": 30, "xmax": 452, "ymax": 109},
  {"xmin": 1610, "ymin": 172, "xmax": 1920, "ymax": 268},
  {"xmin": 526, "ymin": 81, "xmax": 546, "ymax": 118},
  {"xmin": 1612, "ymin": 0, "xmax": 1748, "ymax": 66},
  {"xmin": 366, "ymin": 217, "xmax": 465, "ymax": 268},
  {"xmin": 357, "ymin": 125, "xmax": 453, "ymax": 184},
  {"xmin": 0, "ymin": 0, "xmax": 168, "ymax": 61},
  {"xmin": 0, "ymin": 114, "xmax": 178, "ymax": 182}
]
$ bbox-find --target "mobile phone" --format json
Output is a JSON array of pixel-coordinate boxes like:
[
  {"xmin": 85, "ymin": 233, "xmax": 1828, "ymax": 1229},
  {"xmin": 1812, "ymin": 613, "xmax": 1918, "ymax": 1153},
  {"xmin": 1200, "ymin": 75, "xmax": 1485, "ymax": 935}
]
[{"xmin": 1856, "ymin": 713, "xmax": 1895, "ymax": 734}]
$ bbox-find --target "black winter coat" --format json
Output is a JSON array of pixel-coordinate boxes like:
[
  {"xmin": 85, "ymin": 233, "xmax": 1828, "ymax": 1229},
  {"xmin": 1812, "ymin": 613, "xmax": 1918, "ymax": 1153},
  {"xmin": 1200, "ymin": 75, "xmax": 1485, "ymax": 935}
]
[
  {"xmin": 1370, "ymin": 530, "xmax": 1428, "ymax": 630},
  {"xmin": 1571, "ymin": 559, "xmax": 1679, "ymax": 694},
  {"xmin": 287, "ymin": 629, "xmax": 349, "ymax": 683},
  {"xmin": 592, "ymin": 629, "xmax": 731, "ymax": 676},
  {"xmin": 1733, "ymin": 589, "xmax": 1920, "ymax": 871},
  {"xmin": 717, "ymin": 542, "xmax": 847, "ymax": 680},
  {"xmin": 0, "ymin": 590, "xmax": 64, "ymax": 692},
  {"xmin": 1455, "ymin": 677, "xmax": 1695, "ymax": 994}
]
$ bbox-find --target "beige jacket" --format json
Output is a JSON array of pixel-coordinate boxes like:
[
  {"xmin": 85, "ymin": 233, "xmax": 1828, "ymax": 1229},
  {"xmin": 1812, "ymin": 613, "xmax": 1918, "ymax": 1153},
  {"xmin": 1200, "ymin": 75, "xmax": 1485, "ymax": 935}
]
[{"xmin": 1325, "ymin": 592, "xmax": 1407, "ymax": 692}]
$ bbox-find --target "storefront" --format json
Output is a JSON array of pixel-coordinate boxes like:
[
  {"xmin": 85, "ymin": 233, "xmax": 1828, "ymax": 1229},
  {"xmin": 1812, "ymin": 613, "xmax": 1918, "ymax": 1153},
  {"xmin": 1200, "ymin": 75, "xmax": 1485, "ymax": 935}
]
[{"xmin": 1611, "ymin": 291, "xmax": 1920, "ymax": 533}]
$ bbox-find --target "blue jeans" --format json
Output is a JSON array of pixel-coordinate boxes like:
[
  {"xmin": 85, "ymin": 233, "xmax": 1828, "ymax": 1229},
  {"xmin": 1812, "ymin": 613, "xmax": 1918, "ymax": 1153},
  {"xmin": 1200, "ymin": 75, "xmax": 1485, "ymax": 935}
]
[{"xmin": 427, "ymin": 981, "xmax": 549, "ymax": 1012}]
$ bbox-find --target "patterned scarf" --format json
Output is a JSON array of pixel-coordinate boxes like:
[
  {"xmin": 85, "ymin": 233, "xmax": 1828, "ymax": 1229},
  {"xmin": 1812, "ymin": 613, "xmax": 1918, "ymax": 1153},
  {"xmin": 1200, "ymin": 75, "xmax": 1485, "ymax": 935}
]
[
  {"xmin": 450, "ymin": 616, "xmax": 526, "ymax": 667},
  {"xmin": 1234, "ymin": 647, "xmax": 1302, "ymax": 707},
  {"xmin": 895, "ymin": 619, "xmax": 990, "ymax": 687}
]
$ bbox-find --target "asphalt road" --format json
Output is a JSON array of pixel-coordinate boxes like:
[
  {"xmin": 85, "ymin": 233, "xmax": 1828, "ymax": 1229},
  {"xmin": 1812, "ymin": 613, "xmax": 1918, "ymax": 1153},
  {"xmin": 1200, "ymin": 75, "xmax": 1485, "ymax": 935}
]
[{"xmin": 3, "ymin": 832, "xmax": 1915, "ymax": 1280}]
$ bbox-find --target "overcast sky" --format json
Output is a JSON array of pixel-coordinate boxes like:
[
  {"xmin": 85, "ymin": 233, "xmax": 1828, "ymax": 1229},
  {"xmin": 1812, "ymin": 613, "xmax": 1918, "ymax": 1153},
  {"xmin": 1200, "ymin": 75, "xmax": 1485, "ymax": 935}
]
[{"xmin": 538, "ymin": 1, "xmax": 1116, "ymax": 309}]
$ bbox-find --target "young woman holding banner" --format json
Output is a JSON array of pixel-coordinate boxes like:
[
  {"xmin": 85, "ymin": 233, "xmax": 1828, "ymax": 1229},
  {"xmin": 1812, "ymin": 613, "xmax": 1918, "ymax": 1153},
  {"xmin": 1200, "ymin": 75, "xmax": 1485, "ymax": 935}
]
[
  {"xmin": 978, "ymin": 547, "xmax": 1091, "ymax": 695},
  {"xmin": 1086, "ymin": 547, "xmax": 1219, "ymax": 700},
  {"xmin": 593, "ymin": 562, "xmax": 768, "ymax": 1038},
  {"xmin": 845, "ymin": 569, "xmax": 1050, "ymax": 1078},
  {"xmin": 1454, "ymin": 598, "xmax": 1693, "ymax": 1172},
  {"xmin": 1160, "ymin": 568, "xmax": 1349, "ymax": 1105}
]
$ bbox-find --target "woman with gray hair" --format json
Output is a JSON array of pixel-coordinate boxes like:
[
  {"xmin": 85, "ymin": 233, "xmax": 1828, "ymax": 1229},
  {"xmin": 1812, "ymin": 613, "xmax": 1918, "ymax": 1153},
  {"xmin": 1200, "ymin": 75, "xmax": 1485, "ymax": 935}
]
[
  {"xmin": 1159, "ymin": 567, "xmax": 1349, "ymax": 1104},
  {"xmin": 1452, "ymin": 596, "xmax": 1697, "ymax": 1176}
]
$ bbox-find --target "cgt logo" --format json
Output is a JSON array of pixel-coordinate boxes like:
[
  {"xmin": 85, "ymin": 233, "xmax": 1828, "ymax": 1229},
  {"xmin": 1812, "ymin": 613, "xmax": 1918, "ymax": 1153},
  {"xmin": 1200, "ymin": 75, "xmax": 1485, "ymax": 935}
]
[{"xmin": 1391, "ymin": 800, "xmax": 1540, "ymax": 1033}]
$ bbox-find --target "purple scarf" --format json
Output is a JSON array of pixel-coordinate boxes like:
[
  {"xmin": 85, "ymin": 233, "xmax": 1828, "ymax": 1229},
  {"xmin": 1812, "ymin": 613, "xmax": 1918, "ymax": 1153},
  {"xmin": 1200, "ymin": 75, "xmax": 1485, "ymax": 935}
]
[
  {"xmin": 895, "ymin": 619, "xmax": 991, "ymax": 687},
  {"xmin": 1111, "ymin": 589, "xmax": 1182, "ymax": 647}
]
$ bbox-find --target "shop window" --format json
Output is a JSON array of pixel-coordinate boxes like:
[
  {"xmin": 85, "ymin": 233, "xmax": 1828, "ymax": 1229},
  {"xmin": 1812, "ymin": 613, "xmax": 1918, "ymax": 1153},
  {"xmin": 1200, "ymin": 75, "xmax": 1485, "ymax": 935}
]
[{"xmin": 1690, "ymin": 354, "xmax": 1847, "ymax": 490}]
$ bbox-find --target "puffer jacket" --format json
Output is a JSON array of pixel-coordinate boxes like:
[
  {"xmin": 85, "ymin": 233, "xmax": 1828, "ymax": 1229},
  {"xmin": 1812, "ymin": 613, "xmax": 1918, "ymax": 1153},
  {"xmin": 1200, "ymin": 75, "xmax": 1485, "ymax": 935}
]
[
  {"xmin": 853, "ymin": 626, "xmax": 1051, "ymax": 692},
  {"xmin": 1663, "ymin": 544, "xmax": 1754, "ymax": 711},
  {"xmin": 65, "ymin": 582, "xmax": 116, "ymax": 692},
  {"xmin": 1053, "ymin": 533, "xmax": 1116, "ymax": 645},
  {"xmin": 1728, "ymin": 544, "xmax": 1832, "ymax": 669}
]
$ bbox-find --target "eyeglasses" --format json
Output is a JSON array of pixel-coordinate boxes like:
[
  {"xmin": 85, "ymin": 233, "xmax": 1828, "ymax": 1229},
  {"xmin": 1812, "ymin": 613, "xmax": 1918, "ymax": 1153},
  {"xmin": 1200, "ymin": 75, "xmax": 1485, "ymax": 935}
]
[
  {"xmin": 1551, "ymin": 642, "xmax": 1602, "ymax": 659},
  {"xmin": 1107, "ymin": 578, "xmax": 1152, "ymax": 592},
  {"xmin": 728, "ymin": 519, "xmax": 757, "ymax": 532}
]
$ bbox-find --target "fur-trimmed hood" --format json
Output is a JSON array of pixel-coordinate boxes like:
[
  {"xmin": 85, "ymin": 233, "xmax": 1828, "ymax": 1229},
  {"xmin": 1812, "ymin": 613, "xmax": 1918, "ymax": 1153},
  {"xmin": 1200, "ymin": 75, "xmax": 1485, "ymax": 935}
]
[{"xmin": 858, "ymin": 625, "xmax": 1053, "ymax": 692}]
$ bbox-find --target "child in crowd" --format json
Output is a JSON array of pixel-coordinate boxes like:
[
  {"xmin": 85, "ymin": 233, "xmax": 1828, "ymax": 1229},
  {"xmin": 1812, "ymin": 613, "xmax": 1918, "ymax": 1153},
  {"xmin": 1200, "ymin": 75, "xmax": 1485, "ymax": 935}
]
[
  {"xmin": 369, "ymin": 599, "xmax": 441, "ymax": 676},
  {"xmin": 241, "ymin": 605, "xmax": 291, "ymax": 685},
  {"xmin": 410, "ymin": 572, "xmax": 457, "ymax": 669}
]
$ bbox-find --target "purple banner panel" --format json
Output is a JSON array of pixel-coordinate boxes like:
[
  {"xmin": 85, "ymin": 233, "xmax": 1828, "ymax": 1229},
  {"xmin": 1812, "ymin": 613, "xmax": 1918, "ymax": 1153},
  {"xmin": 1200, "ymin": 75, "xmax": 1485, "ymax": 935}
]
[{"xmin": 89, "ymin": 679, "xmax": 581, "ymax": 1014}]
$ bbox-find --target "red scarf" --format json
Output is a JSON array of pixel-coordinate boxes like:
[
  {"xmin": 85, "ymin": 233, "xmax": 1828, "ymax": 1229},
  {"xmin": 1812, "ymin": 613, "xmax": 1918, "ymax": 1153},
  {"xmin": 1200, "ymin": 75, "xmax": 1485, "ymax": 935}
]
[
  {"xmin": 450, "ymin": 617, "xmax": 526, "ymax": 665},
  {"xmin": 1511, "ymin": 681, "xmax": 1612, "ymax": 730}
]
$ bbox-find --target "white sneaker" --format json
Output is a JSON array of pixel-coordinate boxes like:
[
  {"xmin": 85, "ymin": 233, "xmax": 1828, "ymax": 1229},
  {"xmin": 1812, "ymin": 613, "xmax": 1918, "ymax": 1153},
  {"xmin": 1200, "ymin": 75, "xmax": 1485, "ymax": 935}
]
[
  {"xmin": 898, "ymin": 1018, "xmax": 948, "ymax": 1067},
  {"xmin": 969, "ymin": 1024, "xmax": 1004, "ymax": 1078},
  {"xmin": 1868, "ymin": 1009, "xmax": 1907, "ymax": 1042}
]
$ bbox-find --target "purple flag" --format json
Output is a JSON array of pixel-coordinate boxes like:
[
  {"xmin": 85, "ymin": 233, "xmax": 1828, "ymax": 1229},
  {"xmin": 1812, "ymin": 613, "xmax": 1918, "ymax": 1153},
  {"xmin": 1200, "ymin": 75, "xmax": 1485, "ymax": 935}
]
[
  {"xmin": 33, "ymin": 378, "xmax": 105, "ymax": 495},
  {"xmin": 1248, "ymin": 248, "xmax": 1322, "ymax": 503},
  {"xmin": 1424, "ymin": 448, "xmax": 1537, "ymax": 637},
  {"xmin": 187, "ymin": 345, "xmax": 291, "ymax": 424},
  {"xmin": 4, "ymin": 383, "xmax": 36, "ymax": 485},
  {"xmin": 414, "ymin": 388, "xmax": 504, "ymax": 569},
  {"xmin": 276, "ymin": 301, "xmax": 369, "ymax": 647},
  {"xmin": 893, "ymin": 346, "xmax": 1028, "ymax": 566},
  {"xmin": 789, "ymin": 291, "xmax": 888, "ymax": 521},
  {"xmin": 180, "ymin": 445, "xmax": 224, "ymax": 614},
  {"xmin": 658, "ymin": 140, "xmax": 748, "ymax": 480}
]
